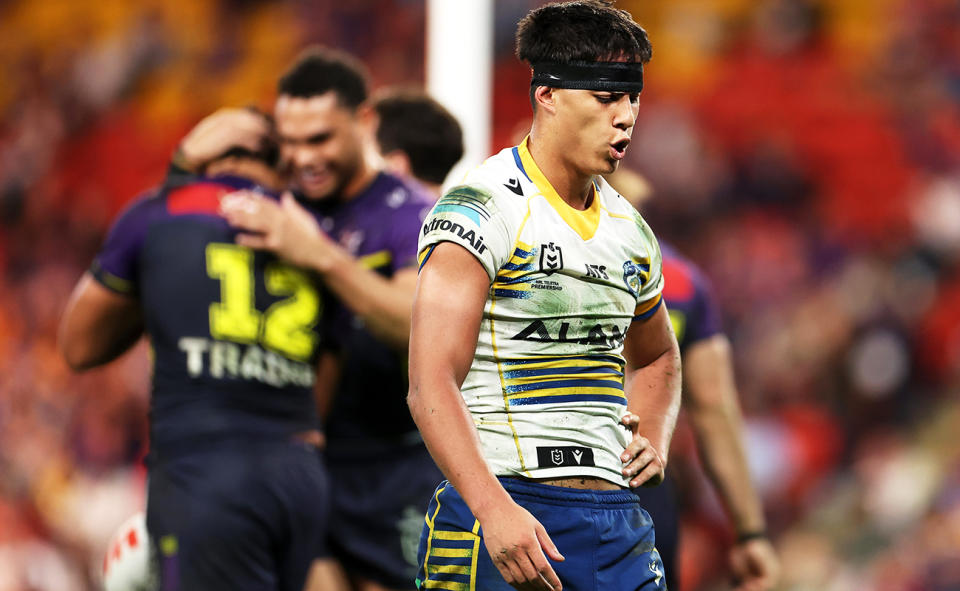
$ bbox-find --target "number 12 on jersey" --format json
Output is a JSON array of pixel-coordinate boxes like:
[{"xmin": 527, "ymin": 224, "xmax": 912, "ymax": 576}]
[{"xmin": 205, "ymin": 243, "xmax": 321, "ymax": 362}]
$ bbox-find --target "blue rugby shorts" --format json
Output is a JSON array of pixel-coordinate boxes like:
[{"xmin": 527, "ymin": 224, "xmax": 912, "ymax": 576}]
[{"xmin": 417, "ymin": 477, "xmax": 667, "ymax": 591}]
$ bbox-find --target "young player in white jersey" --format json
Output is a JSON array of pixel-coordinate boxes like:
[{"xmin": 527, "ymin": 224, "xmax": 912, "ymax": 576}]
[{"xmin": 407, "ymin": 2, "xmax": 682, "ymax": 590}]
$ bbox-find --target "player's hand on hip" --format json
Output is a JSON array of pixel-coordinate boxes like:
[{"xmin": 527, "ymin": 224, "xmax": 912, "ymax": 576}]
[
  {"xmin": 730, "ymin": 537, "xmax": 779, "ymax": 591},
  {"xmin": 620, "ymin": 412, "xmax": 666, "ymax": 487},
  {"xmin": 179, "ymin": 108, "xmax": 270, "ymax": 171},
  {"xmin": 220, "ymin": 191, "xmax": 337, "ymax": 271},
  {"xmin": 478, "ymin": 500, "xmax": 564, "ymax": 591}
]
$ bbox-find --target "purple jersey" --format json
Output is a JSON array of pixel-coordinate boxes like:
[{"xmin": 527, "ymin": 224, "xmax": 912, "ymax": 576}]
[
  {"xmin": 317, "ymin": 172, "xmax": 433, "ymax": 459},
  {"xmin": 92, "ymin": 175, "xmax": 329, "ymax": 462},
  {"xmin": 660, "ymin": 242, "xmax": 722, "ymax": 351}
]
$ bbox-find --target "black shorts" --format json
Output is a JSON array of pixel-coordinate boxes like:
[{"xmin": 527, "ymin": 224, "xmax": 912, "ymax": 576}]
[
  {"xmin": 146, "ymin": 440, "xmax": 329, "ymax": 591},
  {"xmin": 327, "ymin": 443, "xmax": 443, "ymax": 590}
]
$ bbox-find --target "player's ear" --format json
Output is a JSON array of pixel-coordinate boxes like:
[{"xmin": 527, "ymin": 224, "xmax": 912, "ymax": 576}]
[
  {"xmin": 533, "ymin": 86, "xmax": 557, "ymax": 114},
  {"xmin": 382, "ymin": 150, "xmax": 412, "ymax": 178},
  {"xmin": 356, "ymin": 103, "xmax": 375, "ymax": 126}
]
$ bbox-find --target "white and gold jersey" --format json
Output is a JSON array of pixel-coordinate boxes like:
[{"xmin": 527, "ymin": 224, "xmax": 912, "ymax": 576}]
[{"xmin": 417, "ymin": 138, "xmax": 664, "ymax": 486}]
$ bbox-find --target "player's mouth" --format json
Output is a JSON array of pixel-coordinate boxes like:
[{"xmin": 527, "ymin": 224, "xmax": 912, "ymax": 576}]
[
  {"xmin": 609, "ymin": 138, "xmax": 630, "ymax": 161},
  {"xmin": 297, "ymin": 167, "xmax": 331, "ymax": 188}
]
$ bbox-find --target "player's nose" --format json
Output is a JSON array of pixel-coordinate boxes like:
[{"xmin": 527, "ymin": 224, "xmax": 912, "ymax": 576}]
[
  {"xmin": 289, "ymin": 145, "xmax": 316, "ymax": 168},
  {"xmin": 613, "ymin": 95, "xmax": 637, "ymax": 131}
]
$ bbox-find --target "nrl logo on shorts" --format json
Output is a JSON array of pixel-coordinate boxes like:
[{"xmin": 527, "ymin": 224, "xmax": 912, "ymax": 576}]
[{"xmin": 539, "ymin": 242, "xmax": 563, "ymax": 274}]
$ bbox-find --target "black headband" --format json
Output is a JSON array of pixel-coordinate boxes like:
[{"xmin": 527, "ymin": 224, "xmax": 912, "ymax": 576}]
[{"xmin": 530, "ymin": 61, "xmax": 644, "ymax": 94}]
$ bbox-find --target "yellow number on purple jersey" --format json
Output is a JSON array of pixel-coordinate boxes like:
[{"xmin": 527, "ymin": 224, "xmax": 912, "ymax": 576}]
[{"xmin": 206, "ymin": 243, "xmax": 321, "ymax": 362}]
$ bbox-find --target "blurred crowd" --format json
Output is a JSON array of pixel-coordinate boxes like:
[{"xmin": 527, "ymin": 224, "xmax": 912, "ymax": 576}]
[{"xmin": 1, "ymin": 0, "xmax": 958, "ymax": 589}]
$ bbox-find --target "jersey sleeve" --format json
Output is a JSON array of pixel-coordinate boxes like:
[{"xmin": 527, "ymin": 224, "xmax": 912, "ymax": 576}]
[
  {"xmin": 417, "ymin": 184, "xmax": 512, "ymax": 281},
  {"xmin": 684, "ymin": 268, "xmax": 723, "ymax": 345},
  {"xmin": 630, "ymin": 213, "xmax": 665, "ymax": 322},
  {"xmin": 389, "ymin": 200, "xmax": 432, "ymax": 271},
  {"xmin": 89, "ymin": 195, "xmax": 158, "ymax": 296}
]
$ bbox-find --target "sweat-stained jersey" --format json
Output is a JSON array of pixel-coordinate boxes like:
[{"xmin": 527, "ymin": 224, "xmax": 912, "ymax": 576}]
[
  {"xmin": 417, "ymin": 138, "xmax": 664, "ymax": 487},
  {"xmin": 91, "ymin": 175, "xmax": 327, "ymax": 462}
]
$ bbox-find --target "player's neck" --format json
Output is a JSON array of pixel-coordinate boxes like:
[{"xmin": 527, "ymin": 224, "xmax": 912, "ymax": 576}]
[
  {"xmin": 526, "ymin": 132, "xmax": 594, "ymax": 210},
  {"xmin": 340, "ymin": 154, "xmax": 381, "ymax": 202}
]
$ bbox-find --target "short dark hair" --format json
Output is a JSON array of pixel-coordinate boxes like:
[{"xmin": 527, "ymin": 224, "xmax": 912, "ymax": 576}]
[
  {"xmin": 277, "ymin": 46, "xmax": 369, "ymax": 110},
  {"xmin": 516, "ymin": 1, "xmax": 651, "ymax": 65},
  {"xmin": 516, "ymin": 1, "xmax": 652, "ymax": 106},
  {"xmin": 372, "ymin": 89, "xmax": 464, "ymax": 185},
  {"xmin": 213, "ymin": 108, "xmax": 279, "ymax": 167}
]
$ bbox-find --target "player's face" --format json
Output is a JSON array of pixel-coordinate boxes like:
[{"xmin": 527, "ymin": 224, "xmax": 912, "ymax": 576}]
[
  {"xmin": 274, "ymin": 93, "xmax": 364, "ymax": 201},
  {"xmin": 552, "ymin": 88, "xmax": 639, "ymax": 176}
]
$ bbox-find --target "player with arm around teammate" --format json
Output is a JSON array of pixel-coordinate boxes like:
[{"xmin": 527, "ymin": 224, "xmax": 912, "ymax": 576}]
[
  {"xmin": 59, "ymin": 124, "xmax": 341, "ymax": 591},
  {"xmin": 408, "ymin": 2, "xmax": 681, "ymax": 590},
  {"xmin": 176, "ymin": 50, "xmax": 442, "ymax": 591}
]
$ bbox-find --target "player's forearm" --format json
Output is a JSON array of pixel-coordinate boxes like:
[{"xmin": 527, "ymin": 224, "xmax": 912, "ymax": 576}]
[
  {"xmin": 625, "ymin": 344, "xmax": 682, "ymax": 459},
  {"xmin": 684, "ymin": 336, "xmax": 767, "ymax": 535},
  {"xmin": 688, "ymin": 401, "xmax": 766, "ymax": 534},
  {"xmin": 312, "ymin": 246, "xmax": 413, "ymax": 349},
  {"xmin": 407, "ymin": 381, "xmax": 512, "ymax": 520}
]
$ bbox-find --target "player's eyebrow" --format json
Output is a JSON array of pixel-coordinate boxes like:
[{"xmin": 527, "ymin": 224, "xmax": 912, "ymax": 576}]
[
  {"xmin": 305, "ymin": 131, "xmax": 332, "ymax": 144},
  {"xmin": 281, "ymin": 131, "xmax": 332, "ymax": 144}
]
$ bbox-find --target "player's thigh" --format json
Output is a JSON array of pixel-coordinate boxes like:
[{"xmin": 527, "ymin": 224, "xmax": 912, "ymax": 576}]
[
  {"xmin": 148, "ymin": 444, "xmax": 329, "ymax": 591},
  {"xmin": 417, "ymin": 481, "xmax": 512, "ymax": 591},
  {"xmin": 147, "ymin": 450, "xmax": 276, "ymax": 590},
  {"xmin": 266, "ymin": 443, "xmax": 332, "ymax": 591},
  {"xmin": 508, "ymin": 479, "xmax": 665, "ymax": 591}
]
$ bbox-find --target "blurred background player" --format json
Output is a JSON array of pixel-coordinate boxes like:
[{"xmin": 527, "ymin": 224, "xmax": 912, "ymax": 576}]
[
  {"xmin": 369, "ymin": 88, "xmax": 464, "ymax": 198},
  {"xmin": 181, "ymin": 48, "xmax": 440, "ymax": 591},
  {"xmin": 58, "ymin": 111, "xmax": 337, "ymax": 591},
  {"xmin": 608, "ymin": 169, "xmax": 780, "ymax": 591}
]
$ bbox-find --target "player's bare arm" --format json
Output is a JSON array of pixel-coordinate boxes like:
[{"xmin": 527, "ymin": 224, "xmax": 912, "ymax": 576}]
[
  {"xmin": 619, "ymin": 304, "xmax": 682, "ymax": 488},
  {"xmin": 220, "ymin": 190, "xmax": 414, "ymax": 349},
  {"xmin": 408, "ymin": 242, "xmax": 564, "ymax": 591},
  {"xmin": 59, "ymin": 273, "xmax": 143, "ymax": 371},
  {"xmin": 683, "ymin": 335, "xmax": 779, "ymax": 590}
]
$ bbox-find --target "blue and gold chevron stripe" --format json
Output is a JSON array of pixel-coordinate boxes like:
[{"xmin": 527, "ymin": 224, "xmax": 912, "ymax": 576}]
[
  {"xmin": 500, "ymin": 354, "xmax": 626, "ymax": 406},
  {"xmin": 492, "ymin": 242, "xmax": 536, "ymax": 299}
]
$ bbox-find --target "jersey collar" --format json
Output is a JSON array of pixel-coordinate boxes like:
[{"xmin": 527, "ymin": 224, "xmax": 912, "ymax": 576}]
[{"xmin": 515, "ymin": 136, "xmax": 601, "ymax": 241}]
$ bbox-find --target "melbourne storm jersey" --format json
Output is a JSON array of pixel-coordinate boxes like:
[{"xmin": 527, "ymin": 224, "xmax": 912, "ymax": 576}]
[
  {"xmin": 660, "ymin": 242, "xmax": 722, "ymax": 352},
  {"xmin": 91, "ymin": 175, "xmax": 327, "ymax": 461},
  {"xmin": 417, "ymin": 139, "xmax": 664, "ymax": 486},
  {"xmin": 316, "ymin": 172, "xmax": 434, "ymax": 459}
]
